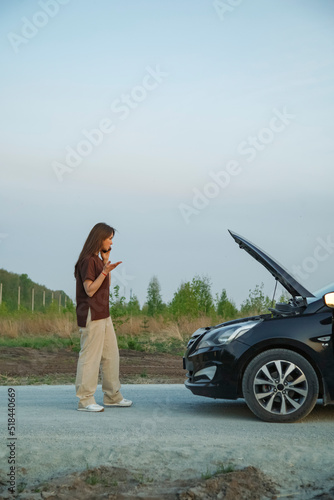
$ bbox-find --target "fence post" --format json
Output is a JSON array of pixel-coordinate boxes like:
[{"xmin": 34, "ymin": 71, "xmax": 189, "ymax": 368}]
[
  {"xmin": 43, "ymin": 290, "xmax": 45, "ymax": 307},
  {"xmin": 59, "ymin": 293, "xmax": 61, "ymax": 312},
  {"xmin": 52, "ymin": 292, "xmax": 54, "ymax": 303},
  {"xmin": 18, "ymin": 286, "xmax": 20, "ymax": 310},
  {"xmin": 0, "ymin": 283, "xmax": 2, "ymax": 305},
  {"xmin": 32, "ymin": 288, "xmax": 35, "ymax": 312}
]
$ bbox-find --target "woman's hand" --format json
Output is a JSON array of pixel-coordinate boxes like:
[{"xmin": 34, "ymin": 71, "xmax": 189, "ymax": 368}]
[
  {"xmin": 103, "ymin": 260, "xmax": 122, "ymax": 274},
  {"xmin": 84, "ymin": 260, "xmax": 122, "ymax": 297}
]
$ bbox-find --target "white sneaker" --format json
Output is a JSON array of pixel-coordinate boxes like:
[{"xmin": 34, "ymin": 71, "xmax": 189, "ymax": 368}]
[
  {"xmin": 77, "ymin": 404, "xmax": 104, "ymax": 412},
  {"xmin": 105, "ymin": 398, "xmax": 132, "ymax": 407}
]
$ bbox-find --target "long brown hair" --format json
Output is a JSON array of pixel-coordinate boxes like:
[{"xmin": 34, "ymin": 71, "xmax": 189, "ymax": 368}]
[{"xmin": 74, "ymin": 223, "xmax": 115, "ymax": 278}]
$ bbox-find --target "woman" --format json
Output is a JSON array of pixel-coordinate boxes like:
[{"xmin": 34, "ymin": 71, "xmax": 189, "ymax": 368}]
[{"xmin": 74, "ymin": 222, "xmax": 132, "ymax": 412}]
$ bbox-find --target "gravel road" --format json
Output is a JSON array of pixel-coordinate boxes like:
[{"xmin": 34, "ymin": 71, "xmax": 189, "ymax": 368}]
[{"xmin": 1, "ymin": 384, "xmax": 334, "ymax": 498}]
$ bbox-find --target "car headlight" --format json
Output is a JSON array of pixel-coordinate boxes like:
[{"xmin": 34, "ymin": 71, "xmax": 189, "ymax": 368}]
[{"xmin": 196, "ymin": 320, "xmax": 260, "ymax": 350}]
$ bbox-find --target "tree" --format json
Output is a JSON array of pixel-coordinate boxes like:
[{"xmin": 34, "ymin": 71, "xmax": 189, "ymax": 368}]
[
  {"xmin": 127, "ymin": 294, "xmax": 141, "ymax": 316},
  {"xmin": 146, "ymin": 276, "xmax": 164, "ymax": 316},
  {"xmin": 216, "ymin": 289, "xmax": 238, "ymax": 319},
  {"xmin": 277, "ymin": 291, "xmax": 291, "ymax": 304},
  {"xmin": 0, "ymin": 269, "xmax": 72, "ymax": 313},
  {"xmin": 240, "ymin": 283, "xmax": 271, "ymax": 315},
  {"xmin": 191, "ymin": 275, "xmax": 214, "ymax": 315},
  {"xmin": 109, "ymin": 285, "xmax": 128, "ymax": 330},
  {"xmin": 170, "ymin": 275, "xmax": 215, "ymax": 319},
  {"xmin": 19, "ymin": 273, "xmax": 33, "ymax": 307},
  {"xmin": 170, "ymin": 281, "xmax": 198, "ymax": 319},
  {"xmin": 0, "ymin": 302, "xmax": 8, "ymax": 315}
]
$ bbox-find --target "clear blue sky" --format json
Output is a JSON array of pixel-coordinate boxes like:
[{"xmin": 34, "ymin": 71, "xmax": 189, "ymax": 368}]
[{"xmin": 1, "ymin": 0, "xmax": 334, "ymax": 307}]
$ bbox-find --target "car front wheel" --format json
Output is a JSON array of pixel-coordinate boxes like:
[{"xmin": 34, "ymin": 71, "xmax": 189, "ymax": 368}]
[{"xmin": 242, "ymin": 349, "xmax": 319, "ymax": 423}]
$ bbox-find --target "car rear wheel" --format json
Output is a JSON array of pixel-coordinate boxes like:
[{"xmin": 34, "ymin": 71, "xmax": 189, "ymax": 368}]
[{"xmin": 242, "ymin": 349, "xmax": 319, "ymax": 423}]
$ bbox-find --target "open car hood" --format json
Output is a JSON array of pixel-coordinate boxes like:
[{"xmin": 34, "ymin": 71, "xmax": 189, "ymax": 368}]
[{"xmin": 229, "ymin": 230, "xmax": 315, "ymax": 298}]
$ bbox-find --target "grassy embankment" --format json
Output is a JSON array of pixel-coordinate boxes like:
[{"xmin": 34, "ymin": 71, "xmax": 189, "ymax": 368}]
[
  {"xmin": 0, "ymin": 312, "xmax": 231, "ymax": 385},
  {"xmin": 0, "ymin": 312, "xmax": 222, "ymax": 350}
]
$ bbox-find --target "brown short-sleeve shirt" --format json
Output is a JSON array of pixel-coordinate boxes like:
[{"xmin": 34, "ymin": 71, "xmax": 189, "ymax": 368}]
[{"xmin": 76, "ymin": 254, "xmax": 110, "ymax": 327}]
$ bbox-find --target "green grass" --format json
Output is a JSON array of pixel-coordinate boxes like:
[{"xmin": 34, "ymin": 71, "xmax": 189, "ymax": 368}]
[
  {"xmin": 85, "ymin": 472, "xmax": 119, "ymax": 488},
  {"xmin": 117, "ymin": 335, "xmax": 185, "ymax": 356},
  {"xmin": 201, "ymin": 462, "xmax": 236, "ymax": 480},
  {"xmin": 0, "ymin": 335, "xmax": 80, "ymax": 350},
  {"xmin": 126, "ymin": 338, "xmax": 145, "ymax": 351},
  {"xmin": 17, "ymin": 483, "xmax": 26, "ymax": 494},
  {"xmin": 0, "ymin": 333, "xmax": 186, "ymax": 356},
  {"xmin": 133, "ymin": 473, "xmax": 154, "ymax": 484},
  {"xmin": 85, "ymin": 474, "xmax": 99, "ymax": 486}
]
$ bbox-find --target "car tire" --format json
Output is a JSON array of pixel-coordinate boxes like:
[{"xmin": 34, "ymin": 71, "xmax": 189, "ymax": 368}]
[{"xmin": 242, "ymin": 349, "xmax": 319, "ymax": 423}]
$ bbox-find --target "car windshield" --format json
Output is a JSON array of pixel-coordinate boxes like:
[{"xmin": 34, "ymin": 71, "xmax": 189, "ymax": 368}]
[{"xmin": 308, "ymin": 282, "xmax": 334, "ymax": 303}]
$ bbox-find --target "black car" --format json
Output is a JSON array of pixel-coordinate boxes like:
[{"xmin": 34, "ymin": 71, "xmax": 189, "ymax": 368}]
[{"xmin": 184, "ymin": 230, "xmax": 334, "ymax": 423}]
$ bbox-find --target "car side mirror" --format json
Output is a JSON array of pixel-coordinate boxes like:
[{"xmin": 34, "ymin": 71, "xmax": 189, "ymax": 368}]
[{"xmin": 323, "ymin": 292, "xmax": 334, "ymax": 308}]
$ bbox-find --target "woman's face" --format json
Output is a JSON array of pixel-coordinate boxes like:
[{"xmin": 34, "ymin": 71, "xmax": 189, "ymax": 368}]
[{"xmin": 101, "ymin": 234, "xmax": 113, "ymax": 252}]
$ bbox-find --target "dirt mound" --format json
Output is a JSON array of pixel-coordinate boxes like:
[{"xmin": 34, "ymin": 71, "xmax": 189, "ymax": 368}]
[{"xmin": 4, "ymin": 465, "xmax": 278, "ymax": 500}]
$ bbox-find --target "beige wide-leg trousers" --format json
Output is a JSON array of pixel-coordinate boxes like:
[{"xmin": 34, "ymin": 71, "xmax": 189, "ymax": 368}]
[{"xmin": 75, "ymin": 309, "xmax": 123, "ymax": 408}]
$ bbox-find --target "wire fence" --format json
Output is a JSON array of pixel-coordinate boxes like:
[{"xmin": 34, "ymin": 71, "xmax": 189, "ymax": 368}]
[{"xmin": 0, "ymin": 283, "xmax": 70, "ymax": 312}]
